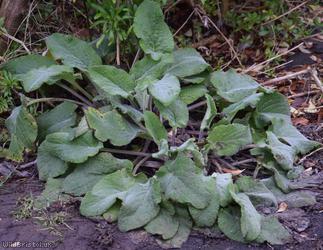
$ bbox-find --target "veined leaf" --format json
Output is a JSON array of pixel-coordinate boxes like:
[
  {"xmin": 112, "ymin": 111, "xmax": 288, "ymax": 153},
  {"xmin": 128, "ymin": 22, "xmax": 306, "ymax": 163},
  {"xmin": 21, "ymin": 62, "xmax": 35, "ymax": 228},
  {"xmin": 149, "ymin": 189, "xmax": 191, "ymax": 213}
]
[
  {"xmin": 210, "ymin": 69, "xmax": 259, "ymax": 102},
  {"xmin": 200, "ymin": 94, "xmax": 217, "ymax": 131},
  {"xmin": 112, "ymin": 101, "xmax": 144, "ymax": 123},
  {"xmin": 5, "ymin": 106, "xmax": 37, "ymax": 161},
  {"xmin": 270, "ymin": 118, "xmax": 320, "ymax": 154},
  {"xmin": 256, "ymin": 216, "xmax": 291, "ymax": 245},
  {"xmin": 134, "ymin": 0, "xmax": 174, "ymax": 60},
  {"xmin": 80, "ymin": 168, "xmax": 147, "ymax": 217},
  {"xmin": 46, "ymin": 33, "xmax": 102, "ymax": 70},
  {"xmin": 167, "ymin": 48, "xmax": 209, "ymax": 78},
  {"xmin": 189, "ymin": 175, "xmax": 220, "ymax": 227},
  {"xmin": 118, "ymin": 178, "xmax": 162, "ymax": 231},
  {"xmin": 85, "ymin": 108, "xmax": 141, "ymax": 146},
  {"xmin": 254, "ymin": 92, "xmax": 291, "ymax": 127},
  {"xmin": 223, "ymin": 93, "xmax": 263, "ymax": 122},
  {"xmin": 88, "ymin": 65, "xmax": 135, "ymax": 98},
  {"xmin": 37, "ymin": 130, "xmax": 102, "ymax": 180},
  {"xmin": 230, "ymin": 192, "xmax": 262, "ymax": 241},
  {"xmin": 145, "ymin": 201, "xmax": 179, "ymax": 240},
  {"xmin": 236, "ymin": 176, "xmax": 277, "ymax": 207},
  {"xmin": 40, "ymin": 131, "xmax": 102, "ymax": 163},
  {"xmin": 262, "ymin": 177, "xmax": 316, "ymax": 208},
  {"xmin": 159, "ymin": 205, "xmax": 192, "ymax": 248},
  {"xmin": 180, "ymin": 84, "xmax": 208, "ymax": 104},
  {"xmin": 215, "ymin": 173, "xmax": 233, "ymax": 207},
  {"xmin": 103, "ymin": 201, "xmax": 121, "ymax": 223},
  {"xmin": 148, "ymin": 74, "xmax": 180, "ymax": 106},
  {"xmin": 218, "ymin": 206, "xmax": 246, "ymax": 242},
  {"xmin": 37, "ymin": 101, "xmax": 78, "ymax": 141},
  {"xmin": 1, "ymin": 54, "xmax": 55, "ymax": 75},
  {"xmin": 207, "ymin": 124, "xmax": 252, "ymax": 156},
  {"xmin": 265, "ymin": 131, "xmax": 295, "ymax": 171},
  {"xmin": 152, "ymin": 138, "xmax": 169, "ymax": 159},
  {"xmin": 18, "ymin": 65, "xmax": 74, "ymax": 92},
  {"xmin": 63, "ymin": 153, "xmax": 132, "ymax": 196},
  {"xmin": 130, "ymin": 54, "xmax": 173, "ymax": 84},
  {"xmin": 34, "ymin": 178, "xmax": 70, "ymax": 209},
  {"xmin": 144, "ymin": 111, "xmax": 168, "ymax": 145},
  {"xmin": 170, "ymin": 138, "xmax": 205, "ymax": 167},
  {"xmin": 155, "ymin": 99, "xmax": 189, "ymax": 128},
  {"xmin": 156, "ymin": 154, "xmax": 210, "ymax": 209},
  {"xmin": 37, "ymin": 142, "xmax": 68, "ymax": 180}
]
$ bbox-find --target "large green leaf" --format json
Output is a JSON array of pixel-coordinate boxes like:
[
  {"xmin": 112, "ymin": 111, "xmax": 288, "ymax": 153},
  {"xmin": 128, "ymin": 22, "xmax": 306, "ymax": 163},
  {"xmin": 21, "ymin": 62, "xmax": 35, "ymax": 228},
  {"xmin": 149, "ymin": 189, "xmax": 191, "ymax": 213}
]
[
  {"xmin": 37, "ymin": 142, "xmax": 68, "ymax": 180},
  {"xmin": 231, "ymin": 192, "xmax": 262, "ymax": 241},
  {"xmin": 46, "ymin": 33, "xmax": 102, "ymax": 70},
  {"xmin": 144, "ymin": 111, "xmax": 168, "ymax": 145},
  {"xmin": 40, "ymin": 131, "xmax": 102, "ymax": 163},
  {"xmin": 179, "ymin": 84, "xmax": 208, "ymax": 104},
  {"xmin": 112, "ymin": 101, "xmax": 144, "ymax": 123},
  {"xmin": 160, "ymin": 205, "xmax": 192, "ymax": 248},
  {"xmin": 270, "ymin": 118, "xmax": 320, "ymax": 154},
  {"xmin": 189, "ymin": 176, "xmax": 220, "ymax": 227},
  {"xmin": 170, "ymin": 138, "xmax": 205, "ymax": 167},
  {"xmin": 80, "ymin": 168, "xmax": 147, "ymax": 216},
  {"xmin": 210, "ymin": 69, "xmax": 259, "ymax": 102},
  {"xmin": 5, "ymin": 106, "xmax": 37, "ymax": 161},
  {"xmin": 1, "ymin": 54, "xmax": 55, "ymax": 75},
  {"xmin": 87, "ymin": 65, "xmax": 135, "ymax": 98},
  {"xmin": 256, "ymin": 216, "xmax": 291, "ymax": 245},
  {"xmin": 118, "ymin": 178, "xmax": 161, "ymax": 231},
  {"xmin": 134, "ymin": 0, "xmax": 174, "ymax": 60},
  {"xmin": 236, "ymin": 176, "xmax": 277, "ymax": 207},
  {"xmin": 85, "ymin": 108, "xmax": 141, "ymax": 146},
  {"xmin": 34, "ymin": 178, "xmax": 70, "ymax": 209},
  {"xmin": 103, "ymin": 201, "xmax": 121, "ymax": 223},
  {"xmin": 207, "ymin": 124, "xmax": 252, "ymax": 156},
  {"xmin": 166, "ymin": 48, "xmax": 209, "ymax": 78},
  {"xmin": 155, "ymin": 99, "xmax": 189, "ymax": 128},
  {"xmin": 148, "ymin": 74, "xmax": 180, "ymax": 106},
  {"xmin": 262, "ymin": 177, "xmax": 316, "ymax": 208},
  {"xmin": 200, "ymin": 94, "xmax": 217, "ymax": 131},
  {"xmin": 144, "ymin": 202, "xmax": 179, "ymax": 240},
  {"xmin": 254, "ymin": 92, "xmax": 291, "ymax": 127},
  {"xmin": 130, "ymin": 54, "xmax": 173, "ymax": 84},
  {"xmin": 265, "ymin": 131, "xmax": 295, "ymax": 171},
  {"xmin": 18, "ymin": 65, "xmax": 74, "ymax": 92},
  {"xmin": 223, "ymin": 93, "xmax": 263, "ymax": 122},
  {"xmin": 218, "ymin": 206, "xmax": 246, "ymax": 242},
  {"xmin": 156, "ymin": 154, "xmax": 210, "ymax": 209},
  {"xmin": 37, "ymin": 101, "xmax": 78, "ymax": 141},
  {"xmin": 63, "ymin": 153, "xmax": 132, "ymax": 196},
  {"xmin": 215, "ymin": 173, "xmax": 233, "ymax": 207}
]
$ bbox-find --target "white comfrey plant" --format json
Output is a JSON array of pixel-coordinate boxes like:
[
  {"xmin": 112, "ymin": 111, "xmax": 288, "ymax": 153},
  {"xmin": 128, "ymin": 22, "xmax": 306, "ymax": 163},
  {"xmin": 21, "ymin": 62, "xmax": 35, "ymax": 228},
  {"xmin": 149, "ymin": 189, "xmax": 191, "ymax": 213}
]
[{"xmin": 1, "ymin": 0, "xmax": 320, "ymax": 248}]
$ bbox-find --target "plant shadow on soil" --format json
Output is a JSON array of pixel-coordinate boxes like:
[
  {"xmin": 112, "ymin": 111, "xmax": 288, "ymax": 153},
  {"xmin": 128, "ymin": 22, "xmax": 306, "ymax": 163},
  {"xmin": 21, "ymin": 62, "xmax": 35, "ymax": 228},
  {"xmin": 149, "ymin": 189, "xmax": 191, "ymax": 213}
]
[{"xmin": 0, "ymin": 124, "xmax": 322, "ymax": 250}]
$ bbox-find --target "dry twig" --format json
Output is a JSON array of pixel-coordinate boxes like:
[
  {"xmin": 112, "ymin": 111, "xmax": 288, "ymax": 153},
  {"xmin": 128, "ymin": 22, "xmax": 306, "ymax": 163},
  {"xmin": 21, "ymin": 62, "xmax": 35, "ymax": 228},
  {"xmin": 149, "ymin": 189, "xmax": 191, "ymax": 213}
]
[
  {"xmin": 310, "ymin": 68, "xmax": 323, "ymax": 93},
  {"xmin": 262, "ymin": 68, "xmax": 310, "ymax": 86}
]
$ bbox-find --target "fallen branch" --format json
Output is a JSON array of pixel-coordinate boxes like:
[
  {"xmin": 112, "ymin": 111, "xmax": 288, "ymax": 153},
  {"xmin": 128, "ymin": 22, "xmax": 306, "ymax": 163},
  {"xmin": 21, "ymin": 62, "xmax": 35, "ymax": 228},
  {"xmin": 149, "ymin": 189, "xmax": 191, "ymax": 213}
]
[
  {"xmin": 288, "ymin": 90, "xmax": 320, "ymax": 99},
  {"xmin": 1, "ymin": 32, "xmax": 31, "ymax": 54},
  {"xmin": 262, "ymin": 68, "xmax": 310, "ymax": 86},
  {"xmin": 244, "ymin": 43, "xmax": 304, "ymax": 73},
  {"xmin": 310, "ymin": 68, "xmax": 323, "ymax": 93},
  {"xmin": 298, "ymin": 147, "xmax": 323, "ymax": 164}
]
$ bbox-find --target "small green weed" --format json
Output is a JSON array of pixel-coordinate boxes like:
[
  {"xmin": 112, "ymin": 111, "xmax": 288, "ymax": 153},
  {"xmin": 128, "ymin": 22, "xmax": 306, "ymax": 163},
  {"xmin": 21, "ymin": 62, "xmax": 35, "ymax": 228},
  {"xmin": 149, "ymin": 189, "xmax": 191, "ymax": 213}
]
[
  {"xmin": 34, "ymin": 211, "xmax": 71, "ymax": 236},
  {"xmin": 12, "ymin": 196, "xmax": 35, "ymax": 220},
  {"xmin": 0, "ymin": 70, "xmax": 20, "ymax": 114}
]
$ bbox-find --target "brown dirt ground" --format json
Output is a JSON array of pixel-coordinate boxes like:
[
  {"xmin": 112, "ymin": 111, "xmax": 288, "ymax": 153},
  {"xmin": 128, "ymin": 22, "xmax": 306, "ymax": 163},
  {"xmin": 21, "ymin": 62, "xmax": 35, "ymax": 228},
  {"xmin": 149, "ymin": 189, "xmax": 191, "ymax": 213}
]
[{"xmin": 0, "ymin": 125, "xmax": 322, "ymax": 250}]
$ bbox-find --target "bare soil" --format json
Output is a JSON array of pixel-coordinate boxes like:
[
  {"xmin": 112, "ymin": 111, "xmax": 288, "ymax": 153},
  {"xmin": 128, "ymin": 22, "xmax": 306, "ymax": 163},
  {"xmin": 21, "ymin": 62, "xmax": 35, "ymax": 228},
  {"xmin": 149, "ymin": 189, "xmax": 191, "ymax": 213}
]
[{"xmin": 0, "ymin": 125, "xmax": 322, "ymax": 250}]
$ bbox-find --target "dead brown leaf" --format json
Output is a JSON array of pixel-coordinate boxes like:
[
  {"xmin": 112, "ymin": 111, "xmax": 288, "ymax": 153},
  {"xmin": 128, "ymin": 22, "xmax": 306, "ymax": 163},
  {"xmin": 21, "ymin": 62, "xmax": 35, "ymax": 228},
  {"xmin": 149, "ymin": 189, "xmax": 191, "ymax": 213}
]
[{"xmin": 277, "ymin": 202, "xmax": 288, "ymax": 213}]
